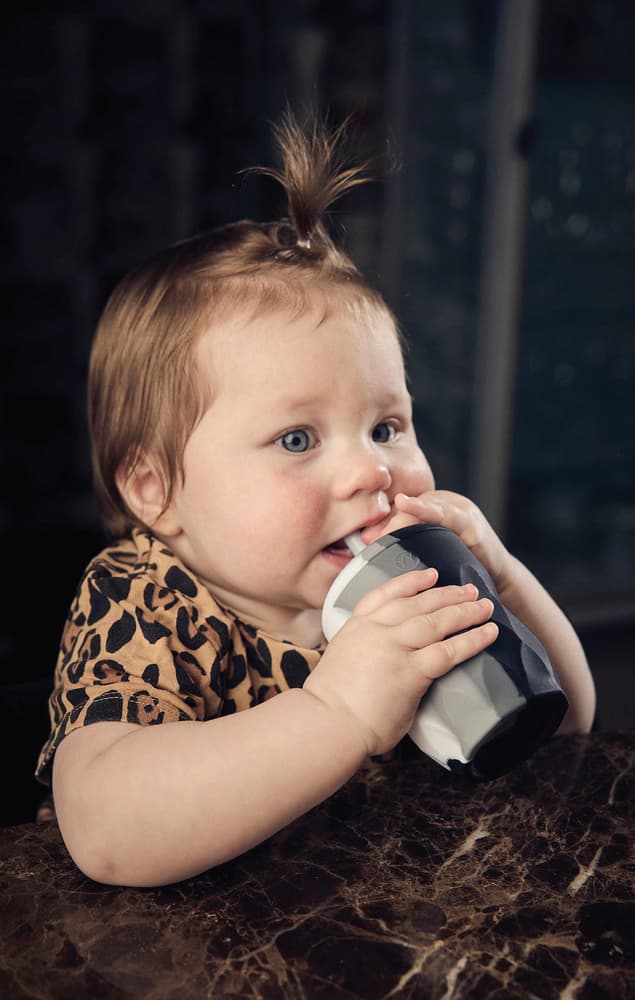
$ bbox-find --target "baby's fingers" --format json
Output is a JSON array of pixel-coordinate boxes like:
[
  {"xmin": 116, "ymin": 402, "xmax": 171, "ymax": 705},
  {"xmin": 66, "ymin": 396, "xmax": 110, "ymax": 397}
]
[
  {"xmin": 353, "ymin": 568, "xmax": 438, "ymax": 617},
  {"xmin": 368, "ymin": 583, "xmax": 480, "ymax": 626},
  {"xmin": 415, "ymin": 618, "xmax": 499, "ymax": 682},
  {"xmin": 402, "ymin": 596, "xmax": 495, "ymax": 664}
]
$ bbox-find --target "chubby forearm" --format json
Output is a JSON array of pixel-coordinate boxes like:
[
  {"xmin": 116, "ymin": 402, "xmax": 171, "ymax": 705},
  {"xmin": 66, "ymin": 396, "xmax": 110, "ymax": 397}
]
[
  {"xmin": 53, "ymin": 688, "xmax": 367, "ymax": 887},
  {"xmin": 498, "ymin": 555, "xmax": 596, "ymax": 733}
]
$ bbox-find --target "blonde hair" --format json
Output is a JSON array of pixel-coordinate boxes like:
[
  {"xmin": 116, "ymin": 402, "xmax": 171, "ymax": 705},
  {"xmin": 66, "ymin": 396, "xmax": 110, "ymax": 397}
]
[{"xmin": 89, "ymin": 113, "xmax": 397, "ymax": 537}]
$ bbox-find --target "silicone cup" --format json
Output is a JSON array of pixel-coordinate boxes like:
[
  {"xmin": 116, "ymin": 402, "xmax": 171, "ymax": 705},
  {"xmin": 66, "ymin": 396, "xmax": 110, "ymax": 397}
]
[{"xmin": 322, "ymin": 524, "xmax": 568, "ymax": 781}]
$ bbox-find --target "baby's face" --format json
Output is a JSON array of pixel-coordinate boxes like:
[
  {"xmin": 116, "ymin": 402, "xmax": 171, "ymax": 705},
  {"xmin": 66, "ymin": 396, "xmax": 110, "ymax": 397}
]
[{"xmin": 162, "ymin": 293, "xmax": 434, "ymax": 641}]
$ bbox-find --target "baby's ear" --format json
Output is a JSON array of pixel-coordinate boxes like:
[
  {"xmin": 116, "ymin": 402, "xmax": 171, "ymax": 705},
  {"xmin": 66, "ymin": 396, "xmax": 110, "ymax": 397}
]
[{"xmin": 115, "ymin": 456, "xmax": 181, "ymax": 536}]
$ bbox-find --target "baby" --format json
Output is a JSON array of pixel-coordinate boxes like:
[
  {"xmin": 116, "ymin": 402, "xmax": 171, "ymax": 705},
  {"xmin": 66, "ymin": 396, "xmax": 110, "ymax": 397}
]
[{"xmin": 37, "ymin": 114, "xmax": 595, "ymax": 886}]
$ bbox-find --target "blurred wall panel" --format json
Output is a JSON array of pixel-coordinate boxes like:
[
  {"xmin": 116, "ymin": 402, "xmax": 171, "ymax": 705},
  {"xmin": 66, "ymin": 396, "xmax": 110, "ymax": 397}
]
[{"xmin": 508, "ymin": 1, "xmax": 635, "ymax": 623}]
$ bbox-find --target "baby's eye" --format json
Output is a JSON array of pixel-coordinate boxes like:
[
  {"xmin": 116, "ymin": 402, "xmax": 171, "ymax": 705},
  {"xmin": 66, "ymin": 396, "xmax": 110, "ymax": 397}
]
[
  {"xmin": 372, "ymin": 421, "xmax": 398, "ymax": 444},
  {"xmin": 275, "ymin": 428, "xmax": 316, "ymax": 453}
]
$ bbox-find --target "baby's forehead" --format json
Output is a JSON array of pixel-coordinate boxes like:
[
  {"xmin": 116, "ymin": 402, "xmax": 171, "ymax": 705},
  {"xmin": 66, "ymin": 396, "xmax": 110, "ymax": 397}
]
[
  {"xmin": 200, "ymin": 280, "xmax": 397, "ymax": 347},
  {"xmin": 192, "ymin": 281, "xmax": 403, "ymax": 402}
]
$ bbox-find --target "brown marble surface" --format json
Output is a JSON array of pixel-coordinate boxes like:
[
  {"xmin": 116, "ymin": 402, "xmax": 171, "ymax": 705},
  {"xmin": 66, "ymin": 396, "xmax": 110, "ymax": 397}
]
[{"xmin": 1, "ymin": 730, "xmax": 633, "ymax": 999}]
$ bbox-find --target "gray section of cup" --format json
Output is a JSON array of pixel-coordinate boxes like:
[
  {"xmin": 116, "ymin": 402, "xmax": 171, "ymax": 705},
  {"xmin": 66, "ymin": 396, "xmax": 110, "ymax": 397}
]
[
  {"xmin": 328, "ymin": 534, "xmax": 427, "ymax": 613},
  {"xmin": 409, "ymin": 651, "xmax": 526, "ymax": 768}
]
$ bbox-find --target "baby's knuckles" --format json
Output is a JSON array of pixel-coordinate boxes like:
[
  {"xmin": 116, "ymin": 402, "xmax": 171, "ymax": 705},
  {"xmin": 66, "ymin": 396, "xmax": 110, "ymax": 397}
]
[{"xmin": 351, "ymin": 568, "xmax": 437, "ymax": 618}]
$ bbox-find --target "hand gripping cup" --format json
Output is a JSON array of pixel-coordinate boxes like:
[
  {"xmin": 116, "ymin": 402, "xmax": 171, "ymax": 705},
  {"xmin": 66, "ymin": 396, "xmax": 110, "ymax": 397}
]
[{"xmin": 322, "ymin": 525, "xmax": 568, "ymax": 781}]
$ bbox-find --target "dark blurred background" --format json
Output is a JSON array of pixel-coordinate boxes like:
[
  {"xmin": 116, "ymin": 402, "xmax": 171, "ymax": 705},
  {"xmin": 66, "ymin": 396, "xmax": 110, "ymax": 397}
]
[{"xmin": 2, "ymin": 0, "xmax": 634, "ymax": 823}]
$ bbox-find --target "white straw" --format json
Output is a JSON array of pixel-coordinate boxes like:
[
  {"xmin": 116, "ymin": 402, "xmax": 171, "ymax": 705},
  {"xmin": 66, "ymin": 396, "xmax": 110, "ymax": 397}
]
[{"xmin": 344, "ymin": 532, "xmax": 366, "ymax": 556}]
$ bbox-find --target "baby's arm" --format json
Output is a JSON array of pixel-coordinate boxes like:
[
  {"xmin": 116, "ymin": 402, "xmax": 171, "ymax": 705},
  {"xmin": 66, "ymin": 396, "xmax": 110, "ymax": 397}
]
[
  {"xmin": 52, "ymin": 570, "xmax": 497, "ymax": 887},
  {"xmin": 371, "ymin": 492, "xmax": 596, "ymax": 734}
]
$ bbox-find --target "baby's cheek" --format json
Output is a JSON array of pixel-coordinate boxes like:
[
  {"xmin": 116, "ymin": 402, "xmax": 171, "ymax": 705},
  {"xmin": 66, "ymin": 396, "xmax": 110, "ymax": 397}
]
[
  {"xmin": 277, "ymin": 481, "xmax": 327, "ymax": 537},
  {"xmin": 397, "ymin": 450, "xmax": 435, "ymax": 497}
]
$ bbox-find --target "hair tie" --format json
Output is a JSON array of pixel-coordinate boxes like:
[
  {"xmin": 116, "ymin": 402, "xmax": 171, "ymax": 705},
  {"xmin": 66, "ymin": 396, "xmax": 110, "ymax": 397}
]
[
  {"xmin": 275, "ymin": 224, "xmax": 295, "ymax": 247},
  {"xmin": 272, "ymin": 223, "xmax": 312, "ymax": 258},
  {"xmin": 275, "ymin": 224, "xmax": 311, "ymax": 250}
]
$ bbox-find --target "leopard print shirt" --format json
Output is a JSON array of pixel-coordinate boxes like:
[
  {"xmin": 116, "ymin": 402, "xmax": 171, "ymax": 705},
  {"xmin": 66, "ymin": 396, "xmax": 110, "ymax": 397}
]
[{"xmin": 36, "ymin": 529, "xmax": 323, "ymax": 785}]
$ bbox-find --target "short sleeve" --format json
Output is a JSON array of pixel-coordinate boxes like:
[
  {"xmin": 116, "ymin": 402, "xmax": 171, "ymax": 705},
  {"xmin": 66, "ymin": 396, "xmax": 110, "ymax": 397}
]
[{"xmin": 35, "ymin": 536, "xmax": 229, "ymax": 785}]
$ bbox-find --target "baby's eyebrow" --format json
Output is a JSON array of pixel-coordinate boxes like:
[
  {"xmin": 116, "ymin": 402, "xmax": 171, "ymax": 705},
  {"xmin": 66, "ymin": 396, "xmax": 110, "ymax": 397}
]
[
  {"xmin": 272, "ymin": 388, "xmax": 413, "ymax": 416},
  {"xmin": 271, "ymin": 391, "xmax": 328, "ymax": 413},
  {"xmin": 370, "ymin": 388, "xmax": 414, "ymax": 410}
]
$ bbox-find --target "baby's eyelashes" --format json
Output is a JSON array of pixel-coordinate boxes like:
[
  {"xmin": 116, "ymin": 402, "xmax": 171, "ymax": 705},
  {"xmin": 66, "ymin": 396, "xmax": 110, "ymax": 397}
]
[
  {"xmin": 371, "ymin": 420, "xmax": 399, "ymax": 443},
  {"xmin": 274, "ymin": 428, "xmax": 318, "ymax": 453}
]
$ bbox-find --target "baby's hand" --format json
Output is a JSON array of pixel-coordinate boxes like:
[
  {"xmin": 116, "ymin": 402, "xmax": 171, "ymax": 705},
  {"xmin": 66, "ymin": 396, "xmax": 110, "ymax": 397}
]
[
  {"xmin": 304, "ymin": 568, "xmax": 497, "ymax": 756},
  {"xmin": 363, "ymin": 491, "xmax": 511, "ymax": 590}
]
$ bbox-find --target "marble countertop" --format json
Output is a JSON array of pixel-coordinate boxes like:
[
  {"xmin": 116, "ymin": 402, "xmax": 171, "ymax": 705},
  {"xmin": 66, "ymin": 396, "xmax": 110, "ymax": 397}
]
[{"xmin": 1, "ymin": 730, "xmax": 633, "ymax": 999}]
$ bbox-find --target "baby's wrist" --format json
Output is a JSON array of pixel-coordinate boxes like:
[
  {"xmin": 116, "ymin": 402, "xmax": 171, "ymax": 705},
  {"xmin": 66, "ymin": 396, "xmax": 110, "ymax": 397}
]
[{"xmin": 299, "ymin": 681, "xmax": 375, "ymax": 760}]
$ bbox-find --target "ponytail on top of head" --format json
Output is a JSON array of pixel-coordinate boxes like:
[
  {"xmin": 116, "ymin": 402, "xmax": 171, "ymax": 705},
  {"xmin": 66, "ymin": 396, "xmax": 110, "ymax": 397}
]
[{"xmin": 246, "ymin": 109, "xmax": 372, "ymax": 261}]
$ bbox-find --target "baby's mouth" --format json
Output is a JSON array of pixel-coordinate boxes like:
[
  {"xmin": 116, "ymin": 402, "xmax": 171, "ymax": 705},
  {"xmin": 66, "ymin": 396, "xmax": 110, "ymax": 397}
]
[{"xmin": 322, "ymin": 537, "xmax": 351, "ymax": 556}]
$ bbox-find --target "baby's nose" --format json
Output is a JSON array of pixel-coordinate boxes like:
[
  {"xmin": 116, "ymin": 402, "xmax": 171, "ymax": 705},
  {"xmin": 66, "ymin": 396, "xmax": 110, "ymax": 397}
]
[{"xmin": 333, "ymin": 447, "xmax": 393, "ymax": 498}]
